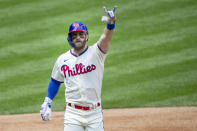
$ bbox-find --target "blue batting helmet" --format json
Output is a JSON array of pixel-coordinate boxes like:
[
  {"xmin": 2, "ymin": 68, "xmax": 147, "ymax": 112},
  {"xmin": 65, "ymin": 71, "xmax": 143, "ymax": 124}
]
[
  {"xmin": 68, "ymin": 22, "xmax": 88, "ymax": 34},
  {"xmin": 67, "ymin": 22, "xmax": 88, "ymax": 47}
]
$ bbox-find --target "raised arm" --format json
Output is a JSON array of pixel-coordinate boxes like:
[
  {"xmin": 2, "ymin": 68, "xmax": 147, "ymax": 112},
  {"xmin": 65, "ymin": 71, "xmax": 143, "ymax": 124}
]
[{"xmin": 98, "ymin": 6, "xmax": 117, "ymax": 53}]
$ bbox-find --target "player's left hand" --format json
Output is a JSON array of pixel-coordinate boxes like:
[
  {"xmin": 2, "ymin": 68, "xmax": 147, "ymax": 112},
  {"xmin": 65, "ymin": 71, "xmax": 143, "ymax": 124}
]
[
  {"xmin": 102, "ymin": 6, "xmax": 117, "ymax": 23},
  {"xmin": 40, "ymin": 97, "xmax": 52, "ymax": 121}
]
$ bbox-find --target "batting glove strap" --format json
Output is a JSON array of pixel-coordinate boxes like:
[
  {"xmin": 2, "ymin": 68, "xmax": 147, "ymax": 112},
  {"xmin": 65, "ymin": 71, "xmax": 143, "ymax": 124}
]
[
  {"xmin": 44, "ymin": 97, "xmax": 52, "ymax": 103},
  {"xmin": 106, "ymin": 21, "xmax": 115, "ymax": 30}
]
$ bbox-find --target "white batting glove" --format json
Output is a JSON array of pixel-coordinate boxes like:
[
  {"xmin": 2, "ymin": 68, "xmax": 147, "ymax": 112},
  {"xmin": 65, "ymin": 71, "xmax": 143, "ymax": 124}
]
[
  {"xmin": 101, "ymin": 6, "xmax": 117, "ymax": 23},
  {"xmin": 40, "ymin": 97, "xmax": 52, "ymax": 121}
]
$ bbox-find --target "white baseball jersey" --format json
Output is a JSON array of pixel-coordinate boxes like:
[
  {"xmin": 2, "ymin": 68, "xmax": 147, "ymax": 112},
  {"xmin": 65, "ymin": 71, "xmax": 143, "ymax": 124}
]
[{"xmin": 51, "ymin": 43, "xmax": 106, "ymax": 106}]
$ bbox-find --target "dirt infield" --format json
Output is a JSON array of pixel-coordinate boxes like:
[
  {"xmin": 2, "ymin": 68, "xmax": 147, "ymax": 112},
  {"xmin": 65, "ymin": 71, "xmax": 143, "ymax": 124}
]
[{"xmin": 0, "ymin": 107, "xmax": 197, "ymax": 131}]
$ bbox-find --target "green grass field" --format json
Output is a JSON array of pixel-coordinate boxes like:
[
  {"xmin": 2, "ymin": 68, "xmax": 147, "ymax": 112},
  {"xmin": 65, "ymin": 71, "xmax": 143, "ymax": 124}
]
[{"xmin": 0, "ymin": 0, "xmax": 197, "ymax": 115}]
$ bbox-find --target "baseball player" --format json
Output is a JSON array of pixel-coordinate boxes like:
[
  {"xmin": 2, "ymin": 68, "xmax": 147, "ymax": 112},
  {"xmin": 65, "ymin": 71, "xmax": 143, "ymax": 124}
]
[{"xmin": 40, "ymin": 6, "xmax": 117, "ymax": 131}]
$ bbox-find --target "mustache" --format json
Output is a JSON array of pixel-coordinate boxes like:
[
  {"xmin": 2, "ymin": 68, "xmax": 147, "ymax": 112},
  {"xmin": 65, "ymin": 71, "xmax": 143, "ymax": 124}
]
[{"xmin": 75, "ymin": 39, "xmax": 82, "ymax": 42}]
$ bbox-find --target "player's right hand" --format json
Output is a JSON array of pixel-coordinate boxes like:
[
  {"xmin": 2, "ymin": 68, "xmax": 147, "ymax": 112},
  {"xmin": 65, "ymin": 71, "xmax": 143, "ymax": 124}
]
[{"xmin": 40, "ymin": 97, "xmax": 52, "ymax": 121}]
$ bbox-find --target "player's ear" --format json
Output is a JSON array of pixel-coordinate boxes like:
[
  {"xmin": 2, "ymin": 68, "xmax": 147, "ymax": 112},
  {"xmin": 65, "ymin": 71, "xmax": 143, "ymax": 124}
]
[{"xmin": 86, "ymin": 34, "xmax": 89, "ymax": 41}]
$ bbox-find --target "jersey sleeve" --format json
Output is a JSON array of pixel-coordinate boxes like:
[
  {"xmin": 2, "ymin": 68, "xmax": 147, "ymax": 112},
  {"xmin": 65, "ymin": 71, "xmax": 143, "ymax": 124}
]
[
  {"xmin": 93, "ymin": 42, "xmax": 107, "ymax": 62},
  {"xmin": 51, "ymin": 56, "xmax": 64, "ymax": 83}
]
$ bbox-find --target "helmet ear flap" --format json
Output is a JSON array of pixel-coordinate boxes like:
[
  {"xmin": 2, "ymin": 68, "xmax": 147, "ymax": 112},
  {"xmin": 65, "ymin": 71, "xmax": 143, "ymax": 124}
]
[{"xmin": 67, "ymin": 35, "xmax": 75, "ymax": 47}]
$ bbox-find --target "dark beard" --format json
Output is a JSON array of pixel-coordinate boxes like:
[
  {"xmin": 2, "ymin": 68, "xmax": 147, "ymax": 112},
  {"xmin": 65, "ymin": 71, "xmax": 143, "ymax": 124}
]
[{"xmin": 73, "ymin": 40, "xmax": 86, "ymax": 51}]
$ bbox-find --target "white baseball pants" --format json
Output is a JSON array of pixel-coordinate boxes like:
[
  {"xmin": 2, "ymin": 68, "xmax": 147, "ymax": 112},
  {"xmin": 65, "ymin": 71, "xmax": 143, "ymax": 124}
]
[{"xmin": 64, "ymin": 105, "xmax": 104, "ymax": 131}]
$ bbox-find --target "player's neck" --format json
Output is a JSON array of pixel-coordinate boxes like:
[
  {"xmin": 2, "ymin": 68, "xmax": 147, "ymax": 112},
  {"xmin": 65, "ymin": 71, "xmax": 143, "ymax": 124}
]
[{"xmin": 72, "ymin": 45, "xmax": 88, "ymax": 56}]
